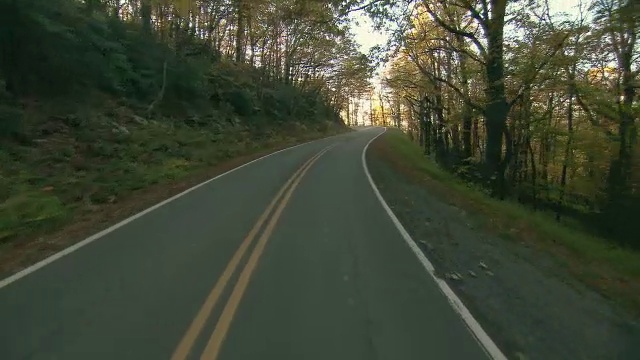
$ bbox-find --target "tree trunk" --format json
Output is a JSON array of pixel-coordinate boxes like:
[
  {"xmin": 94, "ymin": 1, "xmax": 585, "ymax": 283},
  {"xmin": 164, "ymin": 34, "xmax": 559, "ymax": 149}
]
[
  {"xmin": 234, "ymin": 0, "xmax": 246, "ymax": 63},
  {"xmin": 379, "ymin": 92, "xmax": 386, "ymax": 126},
  {"xmin": 434, "ymin": 92, "xmax": 446, "ymax": 164},
  {"xmin": 483, "ymin": 0, "xmax": 508, "ymax": 197},
  {"xmin": 141, "ymin": 0, "xmax": 152, "ymax": 34},
  {"xmin": 419, "ymin": 96, "xmax": 426, "ymax": 149},
  {"xmin": 458, "ymin": 43, "xmax": 472, "ymax": 159},
  {"xmin": 557, "ymin": 65, "xmax": 576, "ymax": 221},
  {"xmin": 527, "ymin": 138, "xmax": 538, "ymax": 208}
]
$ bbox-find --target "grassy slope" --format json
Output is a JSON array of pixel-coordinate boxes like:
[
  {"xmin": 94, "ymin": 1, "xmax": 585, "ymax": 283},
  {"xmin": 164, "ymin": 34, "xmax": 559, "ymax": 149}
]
[
  {"xmin": 374, "ymin": 128, "xmax": 640, "ymax": 314},
  {"xmin": 0, "ymin": 100, "xmax": 347, "ymax": 275},
  {"xmin": 0, "ymin": 2, "xmax": 352, "ymax": 275}
]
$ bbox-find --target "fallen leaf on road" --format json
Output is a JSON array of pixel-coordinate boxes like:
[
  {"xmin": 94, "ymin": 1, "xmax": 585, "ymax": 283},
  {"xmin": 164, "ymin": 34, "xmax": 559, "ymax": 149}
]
[{"xmin": 446, "ymin": 272, "xmax": 464, "ymax": 281}]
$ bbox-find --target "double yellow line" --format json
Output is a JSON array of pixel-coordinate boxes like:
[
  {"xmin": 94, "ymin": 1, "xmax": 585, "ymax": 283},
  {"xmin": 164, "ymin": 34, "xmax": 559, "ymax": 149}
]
[{"xmin": 171, "ymin": 144, "xmax": 335, "ymax": 360}]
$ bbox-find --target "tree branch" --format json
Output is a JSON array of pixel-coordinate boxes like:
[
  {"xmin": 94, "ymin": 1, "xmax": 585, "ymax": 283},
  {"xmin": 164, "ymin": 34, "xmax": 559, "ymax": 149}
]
[
  {"xmin": 339, "ymin": 0, "xmax": 386, "ymax": 15},
  {"xmin": 427, "ymin": 37, "xmax": 486, "ymax": 65},
  {"xmin": 421, "ymin": 0, "xmax": 487, "ymax": 58},
  {"xmin": 459, "ymin": 0, "xmax": 488, "ymax": 32},
  {"xmin": 573, "ymin": 89, "xmax": 616, "ymax": 139},
  {"xmin": 508, "ymin": 32, "xmax": 571, "ymax": 109},
  {"xmin": 407, "ymin": 50, "xmax": 484, "ymax": 113}
]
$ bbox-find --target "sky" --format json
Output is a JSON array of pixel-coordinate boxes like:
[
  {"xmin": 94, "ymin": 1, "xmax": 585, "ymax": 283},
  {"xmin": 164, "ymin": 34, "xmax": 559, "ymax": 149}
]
[{"xmin": 351, "ymin": 13, "xmax": 389, "ymax": 56}]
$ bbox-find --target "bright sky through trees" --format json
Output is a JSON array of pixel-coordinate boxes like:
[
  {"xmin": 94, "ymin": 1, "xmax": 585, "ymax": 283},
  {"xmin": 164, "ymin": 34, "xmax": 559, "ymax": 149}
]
[
  {"xmin": 350, "ymin": 0, "xmax": 585, "ymax": 63},
  {"xmin": 347, "ymin": 0, "xmax": 587, "ymax": 126}
]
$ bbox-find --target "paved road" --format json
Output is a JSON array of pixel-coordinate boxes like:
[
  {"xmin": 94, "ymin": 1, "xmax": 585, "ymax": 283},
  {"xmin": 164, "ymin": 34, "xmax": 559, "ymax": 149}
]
[{"xmin": 0, "ymin": 128, "xmax": 493, "ymax": 360}]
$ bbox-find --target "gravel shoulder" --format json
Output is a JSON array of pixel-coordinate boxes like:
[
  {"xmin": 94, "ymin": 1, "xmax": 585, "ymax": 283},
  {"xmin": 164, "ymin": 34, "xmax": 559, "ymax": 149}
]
[{"xmin": 366, "ymin": 131, "xmax": 640, "ymax": 360}]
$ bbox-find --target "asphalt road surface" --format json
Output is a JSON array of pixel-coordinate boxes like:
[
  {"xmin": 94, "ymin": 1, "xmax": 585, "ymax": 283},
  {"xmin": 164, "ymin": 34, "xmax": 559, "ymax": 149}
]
[{"xmin": 0, "ymin": 127, "xmax": 498, "ymax": 360}]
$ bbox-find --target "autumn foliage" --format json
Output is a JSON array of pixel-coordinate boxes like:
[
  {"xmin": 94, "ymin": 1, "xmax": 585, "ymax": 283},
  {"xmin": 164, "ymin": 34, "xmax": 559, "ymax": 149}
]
[{"xmin": 378, "ymin": 0, "xmax": 639, "ymax": 247}]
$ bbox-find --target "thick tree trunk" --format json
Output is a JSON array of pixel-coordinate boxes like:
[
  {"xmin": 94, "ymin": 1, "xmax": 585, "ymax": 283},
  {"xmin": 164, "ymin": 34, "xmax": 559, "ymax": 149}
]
[
  {"xmin": 483, "ymin": 0, "xmax": 508, "ymax": 196},
  {"xmin": 607, "ymin": 54, "xmax": 638, "ymax": 199},
  {"xmin": 141, "ymin": 0, "xmax": 152, "ymax": 34},
  {"xmin": 459, "ymin": 46, "xmax": 472, "ymax": 159},
  {"xmin": 434, "ymin": 92, "xmax": 446, "ymax": 164},
  {"xmin": 605, "ymin": 73, "xmax": 637, "ymax": 239},
  {"xmin": 234, "ymin": 0, "xmax": 246, "ymax": 63},
  {"xmin": 284, "ymin": 36, "xmax": 291, "ymax": 84},
  {"xmin": 0, "ymin": 0, "xmax": 22, "ymax": 95}
]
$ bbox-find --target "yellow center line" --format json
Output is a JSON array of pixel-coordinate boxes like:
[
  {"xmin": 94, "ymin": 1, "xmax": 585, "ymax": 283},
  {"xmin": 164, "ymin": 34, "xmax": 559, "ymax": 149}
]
[
  {"xmin": 199, "ymin": 144, "xmax": 334, "ymax": 360},
  {"xmin": 170, "ymin": 144, "xmax": 334, "ymax": 360}
]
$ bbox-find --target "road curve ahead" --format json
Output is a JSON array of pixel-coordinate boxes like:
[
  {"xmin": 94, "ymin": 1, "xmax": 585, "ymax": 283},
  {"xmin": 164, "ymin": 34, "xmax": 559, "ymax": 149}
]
[{"xmin": 0, "ymin": 128, "xmax": 495, "ymax": 360}]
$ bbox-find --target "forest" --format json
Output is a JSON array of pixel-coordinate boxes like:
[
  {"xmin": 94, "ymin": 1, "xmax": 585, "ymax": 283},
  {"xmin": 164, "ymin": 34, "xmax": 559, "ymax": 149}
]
[
  {"xmin": 364, "ymin": 0, "xmax": 639, "ymax": 248},
  {"xmin": 0, "ymin": 0, "xmax": 638, "ymax": 251},
  {"xmin": 0, "ymin": 0, "xmax": 372, "ymax": 242}
]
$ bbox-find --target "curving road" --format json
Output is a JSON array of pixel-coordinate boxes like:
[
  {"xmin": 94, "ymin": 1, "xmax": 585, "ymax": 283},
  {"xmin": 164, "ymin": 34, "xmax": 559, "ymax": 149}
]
[{"xmin": 0, "ymin": 127, "xmax": 500, "ymax": 360}]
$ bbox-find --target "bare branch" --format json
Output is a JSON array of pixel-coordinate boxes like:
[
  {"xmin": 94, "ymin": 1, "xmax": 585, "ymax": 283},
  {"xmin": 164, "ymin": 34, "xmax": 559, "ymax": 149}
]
[
  {"xmin": 421, "ymin": 0, "xmax": 488, "ymax": 58},
  {"xmin": 573, "ymin": 90, "xmax": 616, "ymax": 138},
  {"xmin": 508, "ymin": 32, "xmax": 572, "ymax": 109},
  {"xmin": 407, "ymin": 50, "xmax": 485, "ymax": 113},
  {"xmin": 459, "ymin": 0, "xmax": 488, "ymax": 32}
]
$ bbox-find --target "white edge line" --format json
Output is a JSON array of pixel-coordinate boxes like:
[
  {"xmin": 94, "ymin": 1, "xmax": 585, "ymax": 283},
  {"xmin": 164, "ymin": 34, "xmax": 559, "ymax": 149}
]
[
  {"xmin": 362, "ymin": 127, "xmax": 508, "ymax": 360},
  {"xmin": 0, "ymin": 133, "xmax": 339, "ymax": 289}
]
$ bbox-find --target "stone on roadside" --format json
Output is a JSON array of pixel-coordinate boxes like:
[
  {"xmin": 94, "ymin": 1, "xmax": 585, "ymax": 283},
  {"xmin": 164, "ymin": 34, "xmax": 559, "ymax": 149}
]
[
  {"xmin": 418, "ymin": 240, "xmax": 434, "ymax": 251},
  {"xmin": 132, "ymin": 115, "xmax": 148, "ymax": 125},
  {"xmin": 446, "ymin": 272, "xmax": 463, "ymax": 281},
  {"xmin": 110, "ymin": 122, "xmax": 130, "ymax": 135}
]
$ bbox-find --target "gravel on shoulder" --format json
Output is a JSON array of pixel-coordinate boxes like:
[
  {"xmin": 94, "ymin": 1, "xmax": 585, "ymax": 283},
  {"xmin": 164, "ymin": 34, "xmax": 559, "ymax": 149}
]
[{"xmin": 366, "ymin": 135, "xmax": 640, "ymax": 360}]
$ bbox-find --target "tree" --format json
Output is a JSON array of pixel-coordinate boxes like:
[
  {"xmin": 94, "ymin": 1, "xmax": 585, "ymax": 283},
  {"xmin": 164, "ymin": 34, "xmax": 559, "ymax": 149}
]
[
  {"xmin": 375, "ymin": 0, "xmax": 640, "ymax": 247},
  {"xmin": 591, "ymin": 0, "xmax": 639, "ymax": 241}
]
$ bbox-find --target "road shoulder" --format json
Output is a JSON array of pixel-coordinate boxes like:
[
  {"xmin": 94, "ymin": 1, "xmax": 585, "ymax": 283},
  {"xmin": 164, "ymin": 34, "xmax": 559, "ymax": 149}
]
[{"xmin": 366, "ymin": 129, "xmax": 640, "ymax": 359}]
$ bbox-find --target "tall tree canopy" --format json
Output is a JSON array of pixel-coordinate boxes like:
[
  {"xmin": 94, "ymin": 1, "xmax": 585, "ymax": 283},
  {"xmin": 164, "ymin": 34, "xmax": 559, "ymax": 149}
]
[
  {"xmin": 371, "ymin": 0, "xmax": 639, "ymax": 246},
  {"xmin": 0, "ymin": 0, "xmax": 373, "ymax": 117}
]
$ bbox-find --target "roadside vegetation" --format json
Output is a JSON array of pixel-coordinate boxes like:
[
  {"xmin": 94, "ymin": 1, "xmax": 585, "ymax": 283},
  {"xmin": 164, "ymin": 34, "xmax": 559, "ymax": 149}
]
[
  {"xmin": 368, "ymin": 0, "xmax": 640, "ymax": 249},
  {"xmin": 359, "ymin": 1, "xmax": 639, "ymax": 249},
  {"xmin": 375, "ymin": 128, "xmax": 640, "ymax": 313},
  {"xmin": 0, "ymin": 0, "xmax": 372, "ymax": 253}
]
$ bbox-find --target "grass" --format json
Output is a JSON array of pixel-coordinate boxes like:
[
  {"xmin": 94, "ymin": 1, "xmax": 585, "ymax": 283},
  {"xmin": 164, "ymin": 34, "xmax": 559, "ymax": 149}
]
[
  {"xmin": 374, "ymin": 128, "xmax": 640, "ymax": 314},
  {"xmin": 0, "ymin": 104, "xmax": 347, "ymax": 263}
]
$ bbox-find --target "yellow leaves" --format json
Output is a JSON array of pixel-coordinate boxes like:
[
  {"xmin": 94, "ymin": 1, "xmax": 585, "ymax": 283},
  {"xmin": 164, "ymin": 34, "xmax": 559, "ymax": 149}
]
[
  {"xmin": 148, "ymin": 0, "xmax": 195, "ymax": 17},
  {"xmin": 173, "ymin": 0, "xmax": 194, "ymax": 17},
  {"xmin": 587, "ymin": 66, "xmax": 617, "ymax": 84}
]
